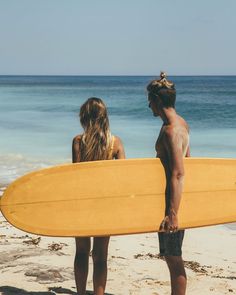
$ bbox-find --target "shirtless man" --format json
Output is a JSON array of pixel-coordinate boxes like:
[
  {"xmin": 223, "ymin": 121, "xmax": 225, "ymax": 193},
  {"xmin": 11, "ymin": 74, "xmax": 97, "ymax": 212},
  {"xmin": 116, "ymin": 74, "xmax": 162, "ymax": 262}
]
[{"xmin": 147, "ymin": 72, "xmax": 190, "ymax": 295}]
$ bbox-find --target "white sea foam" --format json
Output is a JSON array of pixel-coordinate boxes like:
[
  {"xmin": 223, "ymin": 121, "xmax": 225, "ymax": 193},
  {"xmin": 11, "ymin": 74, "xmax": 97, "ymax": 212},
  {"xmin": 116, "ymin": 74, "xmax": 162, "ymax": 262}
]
[{"xmin": 0, "ymin": 153, "xmax": 58, "ymax": 185}]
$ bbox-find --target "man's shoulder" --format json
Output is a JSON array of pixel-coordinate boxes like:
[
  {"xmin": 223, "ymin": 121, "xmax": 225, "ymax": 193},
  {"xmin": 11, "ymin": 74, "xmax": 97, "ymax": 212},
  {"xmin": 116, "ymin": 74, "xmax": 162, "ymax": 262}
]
[
  {"xmin": 162, "ymin": 124, "xmax": 189, "ymax": 143},
  {"xmin": 162, "ymin": 125, "xmax": 175, "ymax": 138}
]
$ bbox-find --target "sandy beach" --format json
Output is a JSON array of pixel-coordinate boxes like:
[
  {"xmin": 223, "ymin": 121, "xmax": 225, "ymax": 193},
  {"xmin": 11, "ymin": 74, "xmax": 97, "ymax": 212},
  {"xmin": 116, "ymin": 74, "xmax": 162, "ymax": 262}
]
[{"xmin": 0, "ymin": 186, "xmax": 235, "ymax": 295}]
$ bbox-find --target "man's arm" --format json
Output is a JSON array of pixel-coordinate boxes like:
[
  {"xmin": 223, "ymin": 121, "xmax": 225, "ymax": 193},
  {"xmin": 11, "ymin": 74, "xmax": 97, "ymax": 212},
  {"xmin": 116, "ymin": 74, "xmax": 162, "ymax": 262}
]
[{"xmin": 160, "ymin": 130, "xmax": 185, "ymax": 232}]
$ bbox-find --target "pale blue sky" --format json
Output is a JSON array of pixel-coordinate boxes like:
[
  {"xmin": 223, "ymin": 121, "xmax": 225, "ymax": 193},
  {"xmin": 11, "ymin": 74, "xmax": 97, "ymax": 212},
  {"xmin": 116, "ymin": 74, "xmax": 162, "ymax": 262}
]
[{"xmin": 1, "ymin": 0, "xmax": 236, "ymax": 75}]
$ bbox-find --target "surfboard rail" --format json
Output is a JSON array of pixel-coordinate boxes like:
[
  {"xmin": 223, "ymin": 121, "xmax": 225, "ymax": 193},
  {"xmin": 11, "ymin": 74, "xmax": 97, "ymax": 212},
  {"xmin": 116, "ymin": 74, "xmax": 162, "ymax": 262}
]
[{"xmin": 1, "ymin": 157, "xmax": 236, "ymax": 237}]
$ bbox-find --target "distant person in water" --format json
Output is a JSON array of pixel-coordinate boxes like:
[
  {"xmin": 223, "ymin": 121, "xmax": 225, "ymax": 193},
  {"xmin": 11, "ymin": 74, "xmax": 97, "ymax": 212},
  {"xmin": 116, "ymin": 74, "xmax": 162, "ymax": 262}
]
[
  {"xmin": 147, "ymin": 72, "xmax": 190, "ymax": 295},
  {"xmin": 72, "ymin": 97, "xmax": 125, "ymax": 295}
]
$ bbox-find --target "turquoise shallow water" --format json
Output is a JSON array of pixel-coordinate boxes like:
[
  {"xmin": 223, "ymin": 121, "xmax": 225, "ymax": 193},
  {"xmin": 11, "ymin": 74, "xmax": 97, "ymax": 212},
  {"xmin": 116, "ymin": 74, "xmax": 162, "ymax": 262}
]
[{"xmin": 0, "ymin": 75, "xmax": 235, "ymax": 183}]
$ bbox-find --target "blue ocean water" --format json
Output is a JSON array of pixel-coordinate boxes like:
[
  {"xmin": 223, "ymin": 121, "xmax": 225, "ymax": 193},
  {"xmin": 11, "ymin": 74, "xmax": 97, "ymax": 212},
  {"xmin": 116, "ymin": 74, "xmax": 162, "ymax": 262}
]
[{"xmin": 0, "ymin": 75, "xmax": 236, "ymax": 184}]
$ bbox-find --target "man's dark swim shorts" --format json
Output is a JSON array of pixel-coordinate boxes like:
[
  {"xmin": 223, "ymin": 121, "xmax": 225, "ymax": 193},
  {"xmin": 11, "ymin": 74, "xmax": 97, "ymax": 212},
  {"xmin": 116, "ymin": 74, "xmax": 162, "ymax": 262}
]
[{"xmin": 158, "ymin": 230, "xmax": 185, "ymax": 256}]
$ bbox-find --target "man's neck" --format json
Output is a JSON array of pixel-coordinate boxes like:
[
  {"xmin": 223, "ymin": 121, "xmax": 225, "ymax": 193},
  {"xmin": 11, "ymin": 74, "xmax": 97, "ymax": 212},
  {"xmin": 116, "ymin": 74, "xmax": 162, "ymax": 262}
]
[{"xmin": 160, "ymin": 107, "xmax": 177, "ymax": 125}]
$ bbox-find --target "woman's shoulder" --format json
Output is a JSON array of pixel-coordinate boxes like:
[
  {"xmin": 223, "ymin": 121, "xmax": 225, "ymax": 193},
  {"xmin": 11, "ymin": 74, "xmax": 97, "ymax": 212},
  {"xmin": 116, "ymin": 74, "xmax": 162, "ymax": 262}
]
[
  {"xmin": 112, "ymin": 135, "xmax": 123, "ymax": 146},
  {"xmin": 111, "ymin": 135, "xmax": 125, "ymax": 159}
]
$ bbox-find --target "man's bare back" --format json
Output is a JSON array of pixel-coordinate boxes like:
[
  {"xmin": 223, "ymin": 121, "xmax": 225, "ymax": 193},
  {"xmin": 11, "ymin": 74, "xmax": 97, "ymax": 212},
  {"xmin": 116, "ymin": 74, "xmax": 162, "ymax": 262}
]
[{"xmin": 156, "ymin": 115, "xmax": 190, "ymax": 164}]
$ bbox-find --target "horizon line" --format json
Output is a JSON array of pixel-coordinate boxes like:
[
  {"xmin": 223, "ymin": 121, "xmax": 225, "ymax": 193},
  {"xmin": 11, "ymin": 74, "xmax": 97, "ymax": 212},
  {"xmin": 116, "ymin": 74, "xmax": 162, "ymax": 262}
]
[{"xmin": 0, "ymin": 74, "xmax": 236, "ymax": 77}]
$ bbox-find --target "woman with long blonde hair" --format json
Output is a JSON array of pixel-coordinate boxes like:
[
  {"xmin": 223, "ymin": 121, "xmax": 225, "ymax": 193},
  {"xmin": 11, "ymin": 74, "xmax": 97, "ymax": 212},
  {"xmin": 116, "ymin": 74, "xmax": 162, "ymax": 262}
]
[{"xmin": 72, "ymin": 97, "xmax": 125, "ymax": 295}]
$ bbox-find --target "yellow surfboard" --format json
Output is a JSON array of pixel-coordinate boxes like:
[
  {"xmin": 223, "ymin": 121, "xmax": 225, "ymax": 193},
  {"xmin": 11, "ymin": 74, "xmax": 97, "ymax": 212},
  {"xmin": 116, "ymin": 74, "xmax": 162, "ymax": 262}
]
[{"xmin": 0, "ymin": 158, "xmax": 236, "ymax": 237}]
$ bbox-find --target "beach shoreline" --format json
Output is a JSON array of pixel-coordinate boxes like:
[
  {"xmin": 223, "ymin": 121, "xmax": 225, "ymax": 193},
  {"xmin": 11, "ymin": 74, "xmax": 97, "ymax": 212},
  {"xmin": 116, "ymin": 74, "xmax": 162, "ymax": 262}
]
[{"xmin": 0, "ymin": 185, "xmax": 235, "ymax": 295}]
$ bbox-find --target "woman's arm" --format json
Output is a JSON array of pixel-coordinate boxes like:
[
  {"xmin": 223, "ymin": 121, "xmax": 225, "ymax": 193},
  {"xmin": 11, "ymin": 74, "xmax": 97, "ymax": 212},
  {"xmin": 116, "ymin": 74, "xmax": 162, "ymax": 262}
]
[
  {"xmin": 114, "ymin": 136, "xmax": 125, "ymax": 159},
  {"xmin": 72, "ymin": 136, "xmax": 81, "ymax": 163}
]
